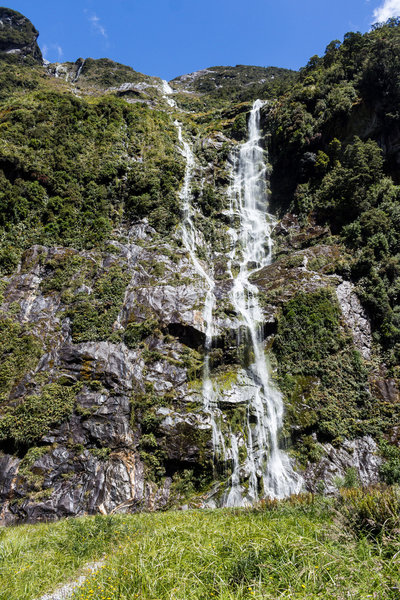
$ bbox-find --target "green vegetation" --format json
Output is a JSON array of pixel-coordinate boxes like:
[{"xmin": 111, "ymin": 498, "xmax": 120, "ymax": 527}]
[
  {"xmin": 18, "ymin": 445, "xmax": 51, "ymax": 487},
  {"xmin": 0, "ymin": 76, "xmax": 184, "ymax": 271},
  {"xmin": 379, "ymin": 440, "xmax": 400, "ymax": 485},
  {"xmin": 130, "ymin": 385, "xmax": 212, "ymax": 488},
  {"xmin": 172, "ymin": 65, "xmax": 298, "ymax": 107},
  {"xmin": 273, "ymin": 289, "xmax": 399, "ymax": 460},
  {"xmin": 338, "ymin": 485, "xmax": 400, "ymax": 542},
  {"xmin": 266, "ymin": 19, "xmax": 400, "ymax": 367},
  {"xmin": 0, "ymin": 316, "xmax": 43, "ymax": 402},
  {"xmin": 65, "ymin": 265, "xmax": 129, "ymax": 343},
  {"xmin": 0, "ymin": 382, "xmax": 79, "ymax": 449},
  {"xmin": 77, "ymin": 58, "xmax": 155, "ymax": 89},
  {"xmin": 40, "ymin": 252, "xmax": 93, "ymax": 295},
  {"xmin": 0, "ymin": 514, "xmax": 123, "ymax": 600},
  {"xmin": 2, "ymin": 488, "xmax": 400, "ymax": 600},
  {"xmin": 126, "ymin": 152, "xmax": 185, "ymax": 233},
  {"xmin": 123, "ymin": 319, "xmax": 159, "ymax": 349}
]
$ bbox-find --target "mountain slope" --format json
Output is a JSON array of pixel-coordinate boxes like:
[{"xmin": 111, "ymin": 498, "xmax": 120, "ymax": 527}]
[{"xmin": 0, "ymin": 10, "xmax": 399, "ymax": 523}]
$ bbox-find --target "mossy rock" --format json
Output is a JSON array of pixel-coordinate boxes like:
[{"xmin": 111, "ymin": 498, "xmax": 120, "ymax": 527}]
[
  {"xmin": 0, "ymin": 316, "xmax": 43, "ymax": 401},
  {"xmin": 0, "ymin": 383, "xmax": 80, "ymax": 448}
]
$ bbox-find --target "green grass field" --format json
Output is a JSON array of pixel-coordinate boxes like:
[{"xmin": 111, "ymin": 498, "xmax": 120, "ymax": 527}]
[{"xmin": 1, "ymin": 490, "xmax": 400, "ymax": 600}]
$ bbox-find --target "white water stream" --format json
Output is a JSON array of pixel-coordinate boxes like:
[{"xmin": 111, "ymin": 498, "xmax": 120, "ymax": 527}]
[
  {"xmin": 176, "ymin": 102, "xmax": 302, "ymax": 506},
  {"xmin": 162, "ymin": 80, "xmax": 176, "ymax": 107},
  {"xmin": 225, "ymin": 100, "xmax": 302, "ymax": 504},
  {"xmin": 175, "ymin": 122, "xmax": 226, "ymax": 456}
]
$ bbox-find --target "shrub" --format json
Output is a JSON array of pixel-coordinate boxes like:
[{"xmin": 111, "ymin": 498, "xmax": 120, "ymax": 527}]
[
  {"xmin": 0, "ymin": 383, "xmax": 79, "ymax": 447},
  {"xmin": 123, "ymin": 319, "xmax": 158, "ymax": 349},
  {"xmin": 273, "ymin": 290, "xmax": 396, "ymax": 459},
  {"xmin": 337, "ymin": 486, "xmax": 400, "ymax": 539},
  {"xmin": 0, "ymin": 317, "xmax": 43, "ymax": 401},
  {"xmin": 66, "ymin": 266, "xmax": 129, "ymax": 343},
  {"xmin": 379, "ymin": 440, "xmax": 400, "ymax": 485}
]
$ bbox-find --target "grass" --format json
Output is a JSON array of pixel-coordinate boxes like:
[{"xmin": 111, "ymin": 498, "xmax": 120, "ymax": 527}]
[
  {"xmin": 1, "ymin": 491, "xmax": 400, "ymax": 600},
  {"xmin": 0, "ymin": 515, "xmax": 121, "ymax": 600}
]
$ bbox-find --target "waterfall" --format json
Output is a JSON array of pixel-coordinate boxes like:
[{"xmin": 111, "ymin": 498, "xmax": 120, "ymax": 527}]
[
  {"xmin": 162, "ymin": 80, "xmax": 176, "ymax": 107},
  {"xmin": 225, "ymin": 100, "xmax": 302, "ymax": 503},
  {"xmin": 175, "ymin": 122, "xmax": 226, "ymax": 459},
  {"xmin": 176, "ymin": 105, "xmax": 302, "ymax": 507},
  {"xmin": 73, "ymin": 59, "xmax": 85, "ymax": 83}
]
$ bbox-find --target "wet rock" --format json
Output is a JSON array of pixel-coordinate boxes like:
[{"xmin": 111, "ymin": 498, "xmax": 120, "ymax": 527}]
[{"xmin": 59, "ymin": 342, "xmax": 142, "ymax": 391}]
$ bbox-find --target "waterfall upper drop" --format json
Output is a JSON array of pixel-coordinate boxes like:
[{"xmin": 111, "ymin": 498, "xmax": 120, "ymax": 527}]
[
  {"xmin": 161, "ymin": 80, "xmax": 176, "ymax": 107},
  {"xmin": 225, "ymin": 100, "xmax": 303, "ymax": 502}
]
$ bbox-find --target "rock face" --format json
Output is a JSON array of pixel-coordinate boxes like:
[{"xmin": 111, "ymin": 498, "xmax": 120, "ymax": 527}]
[
  {"xmin": 336, "ymin": 281, "xmax": 372, "ymax": 360},
  {"xmin": 0, "ymin": 217, "xmax": 387, "ymax": 523},
  {"xmin": 0, "ymin": 8, "xmax": 42, "ymax": 62},
  {"xmin": 304, "ymin": 436, "xmax": 382, "ymax": 494},
  {"xmin": 0, "ymin": 226, "xmax": 216, "ymax": 524}
]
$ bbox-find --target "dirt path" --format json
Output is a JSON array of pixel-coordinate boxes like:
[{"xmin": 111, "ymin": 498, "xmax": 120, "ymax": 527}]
[{"xmin": 36, "ymin": 560, "xmax": 104, "ymax": 600}]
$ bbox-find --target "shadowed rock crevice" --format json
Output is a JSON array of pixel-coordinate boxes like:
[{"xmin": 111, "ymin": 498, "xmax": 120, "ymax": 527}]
[{"xmin": 166, "ymin": 323, "xmax": 206, "ymax": 350}]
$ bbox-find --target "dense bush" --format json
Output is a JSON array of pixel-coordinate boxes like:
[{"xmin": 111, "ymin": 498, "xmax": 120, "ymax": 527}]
[
  {"xmin": 337, "ymin": 485, "xmax": 400, "ymax": 541},
  {"xmin": 0, "ymin": 80, "xmax": 184, "ymax": 258},
  {"xmin": 0, "ymin": 383, "xmax": 78, "ymax": 447},
  {"xmin": 379, "ymin": 440, "xmax": 400, "ymax": 485},
  {"xmin": 267, "ymin": 19, "xmax": 400, "ymax": 367},
  {"xmin": 273, "ymin": 290, "xmax": 399, "ymax": 458},
  {"xmin": 123, "ymin": 319, "xmax": 159, "ymax": 348},
  {"xmin": 66, "ymin": 265, "xmax": 130, "ymax": 343}
]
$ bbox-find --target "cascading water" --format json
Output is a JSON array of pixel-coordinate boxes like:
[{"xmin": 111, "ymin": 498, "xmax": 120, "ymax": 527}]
[
  {"xmin": 225, "ymin": 100, "xmax": 302, "ymax": 504},
  {"xmin": 176, "ymin": 104, "xmax": 302, "ymax": 507},
  {"xmin": 73, "ymin": 59, "xmax": 85, "ymax": 83},
  {"xmin": 162, "ymin": 80, "xmax": 176, "ymax": 107},
  {"xmin": 175, "ymin": 122, "xmax": 226, "ymax": 458}
]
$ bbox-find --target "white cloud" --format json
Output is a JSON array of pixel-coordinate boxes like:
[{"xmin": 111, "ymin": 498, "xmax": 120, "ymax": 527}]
[
  {"xmin": 372, "ymin": 0, "xmax": 400, "ymax": 22},
  {"xmin": 42, "ymin": 43, "xmax": 63, "ymax": 62},
  {"xmin": 87, "ymin": 12, "xmax": 108, "ymax": 39}
]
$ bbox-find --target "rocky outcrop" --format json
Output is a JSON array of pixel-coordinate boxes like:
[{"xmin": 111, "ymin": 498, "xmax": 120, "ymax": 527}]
[
  {"xmin": 0, "ymin": 8, "xmax": 42, "ymax": 63},
  {"xmin": 304, "ymin": 436, "xmax": 382, "ymax": 494},
  {"xmin": 0, "ymin": 224, "xmax": 218, "ymax": 524},
  {"xmin": 336, "ymin": 281, "xmax": 372, "ymax": 360},
  {"xmin": 0, "ymin": 447, "xmax": 168, "ymax": 525},
  {"xmin": 0, "ymin": 213, "xmax": 389, "ymax": 523}
]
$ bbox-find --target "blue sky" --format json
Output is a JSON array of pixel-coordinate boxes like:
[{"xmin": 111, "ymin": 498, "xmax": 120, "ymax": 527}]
[{"xmin": 6, "ymin": 0, "xmax": 400, "ymax": 80}]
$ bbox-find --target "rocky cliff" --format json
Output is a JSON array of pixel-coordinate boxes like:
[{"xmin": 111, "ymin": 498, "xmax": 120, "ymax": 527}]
[
  {"xmin": 0, "ymin": 7, "xmax": 42, "ymax": 63},
  {"xmin": 0, "ymin": 11, "xmax": 399, "ymax": 524}
]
